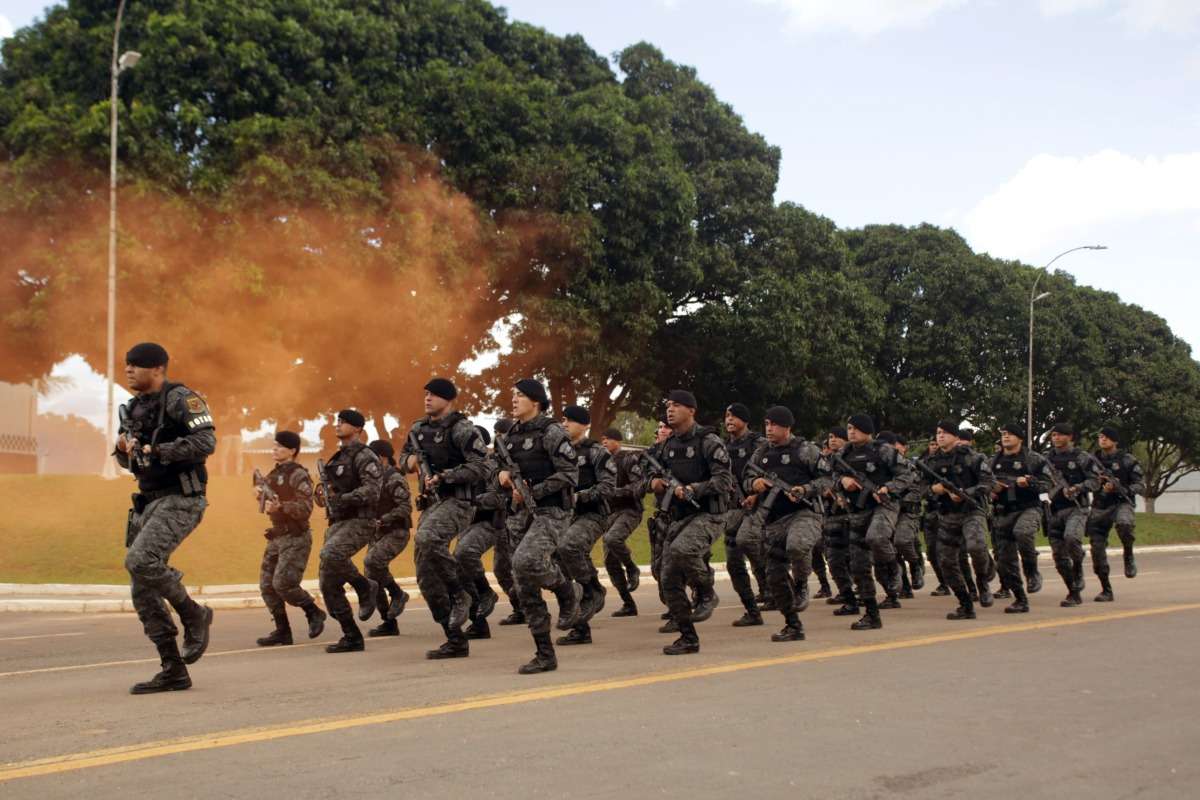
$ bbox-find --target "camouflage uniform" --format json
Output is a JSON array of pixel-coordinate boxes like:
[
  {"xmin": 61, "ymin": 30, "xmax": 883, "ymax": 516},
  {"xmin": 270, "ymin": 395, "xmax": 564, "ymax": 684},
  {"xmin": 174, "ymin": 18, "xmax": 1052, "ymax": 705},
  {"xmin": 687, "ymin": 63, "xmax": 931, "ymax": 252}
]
[
  {"xmin": 723, "ymin": 429, "xmax": 767, "ymax": 614},
  {"xmin": 402, "ymin": 413, "xmax": 490, "ymax": 640},
  {"xmin": 1086, "ymin": 449, "xmax": 1144, "ymax": 588},
  {"xmin": 743, "ymin": 436, "xmax": 831, "ymax": 626},
  {"xmin": 504, "ymin": 416, "xmax": 580, "ymax": 638},
  {"xmin": 990, "ymin": 448, "xmax": 1052, "ymax": 595},
  {"xmin": 654, "ymin": 425, "xmax": 733, "ymax": 646},
  {"xmin": 602, "ymin": 448, "xmax": 647, "ymax": 607},
  {"xmin": 822, "ymin": 491, "xmax": 854, "ymax": 603},
  {"xmin": 259, "ymin": 461, "xmax": 317, "ymax": 621},
  {"xmin": 893, "ymin": 456, "xmax": 925, "ymax": 593},
  {"xmin": 117, "ymin": 383, "xmax": 216, "ymax": 647},
  {"xmin": 1046, "ymin": 446, "xmax": 1101, "ymax": 600},
  {"xmin": 318, "ymin": 441, "xmax": 382, "ymax": 640},
  {"xmin": 457, "ymin": 461, "xmax": 505, "ymax": 624},
  {"xmin": 924, "ymin": 444, "xmax": 997, "ymax": 610},
  {"xmin": 558, "ymin": 438, "xmax": 617, "ymax": 639},
  {"xmin": 364, "ymin": 464, "xmax": 413, "ymax": 617}
]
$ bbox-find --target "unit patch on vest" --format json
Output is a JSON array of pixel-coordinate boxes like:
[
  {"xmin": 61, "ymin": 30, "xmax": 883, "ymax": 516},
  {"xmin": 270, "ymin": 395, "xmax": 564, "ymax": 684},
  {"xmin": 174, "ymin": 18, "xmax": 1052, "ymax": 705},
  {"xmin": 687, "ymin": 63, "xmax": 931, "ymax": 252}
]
[
  {"xmin": 558, "ymin": 441, "xmax": 574, "ymax": 458},
  {"xmin": 713, "ymin": 447, "xmax": 729, "ymax": 464},
  {"xmin": 686, "ymin": 447, "xmax": 695, "ymax": 458},
  {"xmin": 185, "ymin": 395, "xmax": 205, "ymax": 414},
  {"xmin": 523, "ymin": 438, "xmax": 534, "ymax": 450},
  {"xmin": 336, "ymin": 465, "xmax": 345, "ymax": 476},
  {"xmin": 781, "ymin": 454, "xmax": 791, "ymax": 465}
]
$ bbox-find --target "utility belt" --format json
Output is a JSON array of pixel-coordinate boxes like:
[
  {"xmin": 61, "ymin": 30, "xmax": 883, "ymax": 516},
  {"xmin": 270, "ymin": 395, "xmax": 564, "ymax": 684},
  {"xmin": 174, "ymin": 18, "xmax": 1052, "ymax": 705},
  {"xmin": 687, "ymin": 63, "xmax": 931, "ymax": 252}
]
[
  {"xmin": 670, "ymin": 492, "xmax": 727, "ymax": 523},
  {"xmin": 575, "ymin": 496, "xmax": 609, "ymax": 517},
  {"xmin": 125, "ymin": 476, "xmax": 205, "ymax": 548},
  {"xmin": 900, "ymin": 500, "xmax": 922, "ymax": 515},
  {"xmin": 994, "ymin": 500, "xmax": 1041, "ymax": 515},
  {"xmin": 436, "ymin": 481, "xmax": 474, "ymax": 502},
  {"xmin": 609, "ymin": 495, "xmax": 641, "ymax": 512},
  {"xmin": 529, "ymin": 485, "xmax": 573, "ymax": 512},
  {"xmin": 328, "ymin": 504, "xmax": 377, "ymax": 523}
]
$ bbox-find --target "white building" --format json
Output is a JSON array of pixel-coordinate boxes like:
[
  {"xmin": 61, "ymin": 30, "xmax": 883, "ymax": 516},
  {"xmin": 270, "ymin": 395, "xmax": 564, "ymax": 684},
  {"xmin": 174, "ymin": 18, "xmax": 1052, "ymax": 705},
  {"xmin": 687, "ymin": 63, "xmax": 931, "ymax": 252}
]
[{"xmin": 0, "ymin": 381, "xmax": 39, "ymax": 473}]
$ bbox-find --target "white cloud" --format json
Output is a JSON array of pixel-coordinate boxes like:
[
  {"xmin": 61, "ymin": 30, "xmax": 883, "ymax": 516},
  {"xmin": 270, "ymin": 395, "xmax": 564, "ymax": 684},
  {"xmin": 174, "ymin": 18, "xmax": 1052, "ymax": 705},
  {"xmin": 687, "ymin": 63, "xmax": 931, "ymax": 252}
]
[
  {"xmin": 755, "ymin": 0, "xmax": 968, "ymax": 36},
  {"xmin": 1040, "ymin": 0, "xmax": 1200, "ymax": 32},
  {"xmin": 0, "ymin": 15, "xmax": 15, "ymax": 40},
  {"xmin": 963, "ymin": 149, "xmax": 1200, "ymax": 256}
]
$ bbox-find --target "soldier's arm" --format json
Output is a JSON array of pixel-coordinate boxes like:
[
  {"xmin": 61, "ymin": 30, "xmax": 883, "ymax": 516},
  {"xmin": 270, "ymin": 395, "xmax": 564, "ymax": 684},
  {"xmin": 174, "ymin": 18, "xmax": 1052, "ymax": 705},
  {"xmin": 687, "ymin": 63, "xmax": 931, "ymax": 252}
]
[
  {"xmin": 397, "ymin": 422, "xmax": 420, "ymax": 475},
  {"xmin": 280, "ymin": 469, "xmax": 315, "ymax": 523},
  {"xmin": 1028, "ymin": 453, "xmax": 1054, "ymax": 495},
  {"xmin": 690, "ymin": 435, "xmax": 733, "ymax": 499},
  {"xmin": 965, "ymin": 454, "xmax": 996, "ymax": 500},
  {"xmin": 805, "ymin": 445, "xmax": 834, "ymax": 497},
  {"xmin": 531, "ymin": 424, "xmax": 579, "ymax": 499},
  {"xmin": 741, "ymin": 442, "xmax": 771, "ymax": 495},
  {"xmin": 474, "ymin": 458, "xmax": 510, "ymax": 510},
  {"xmin": 612, "ymin": 456, "xmax": 646, "ymax": 500},
  {"xmin": 440, "ymin": 422, "xmax": 491, "ymax": 486},
  {"xmin": 579, "ymin": 449, "xmax": 617, "ymax": 504},
  {"xmin": 1124, "ymin": 456, "xmax": 1146, "ymax": 496},
  {"xmin": 1076, "ymin": 452, "xmax": 1102, "ymax": 493},
  {"xmin": 341, "ymin": 449, "xmax": 383, "ymax": 507},
  {"xmin": 155, "ymin": 387, "xmax": 217, "ymax": 463},
  {"xmin": 379, "ymin": 472, "xmax": 414, "ymax": 528},
  {"xmin": 882, "ymin": 446, "xmax": 914, "ymax": 495}
]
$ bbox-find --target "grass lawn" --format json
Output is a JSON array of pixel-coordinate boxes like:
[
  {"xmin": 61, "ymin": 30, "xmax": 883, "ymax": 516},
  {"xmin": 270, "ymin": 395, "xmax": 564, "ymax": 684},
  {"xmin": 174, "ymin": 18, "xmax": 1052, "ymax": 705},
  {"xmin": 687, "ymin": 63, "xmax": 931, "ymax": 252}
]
[{"xmin": 0, "ymin": 475, "xmax": 1194, "ymax": 585}]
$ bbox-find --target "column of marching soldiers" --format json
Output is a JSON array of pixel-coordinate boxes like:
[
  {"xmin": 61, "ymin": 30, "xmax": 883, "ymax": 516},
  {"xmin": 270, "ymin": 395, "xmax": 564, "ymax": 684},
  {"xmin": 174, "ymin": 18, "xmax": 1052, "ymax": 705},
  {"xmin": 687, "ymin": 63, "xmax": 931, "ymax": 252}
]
[{"xmin": 113, "ymin": 343, "xmax": 1145, "ymax": 694}]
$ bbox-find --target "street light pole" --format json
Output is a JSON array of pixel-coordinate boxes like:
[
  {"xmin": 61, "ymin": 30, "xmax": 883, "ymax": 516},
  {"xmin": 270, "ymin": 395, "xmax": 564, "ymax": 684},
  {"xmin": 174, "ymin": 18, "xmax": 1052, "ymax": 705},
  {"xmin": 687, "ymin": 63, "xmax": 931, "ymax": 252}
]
[
  {"xmin": 1026, "ymin": 245, "xmax": 1107, "ymax": 445},
  {"xmin": 103, "ymin": 1, "xmax": 140, "ymax": 478}
]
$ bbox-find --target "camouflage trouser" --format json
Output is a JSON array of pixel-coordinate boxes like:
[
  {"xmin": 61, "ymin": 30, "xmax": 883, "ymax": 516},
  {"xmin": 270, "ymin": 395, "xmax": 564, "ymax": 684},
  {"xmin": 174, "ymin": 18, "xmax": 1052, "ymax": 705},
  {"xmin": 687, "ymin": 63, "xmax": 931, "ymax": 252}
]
[
  {"xmin": 648, "ymin": 511, "xmax": 669, "ymax": 603},
  {"xmin": 1085, "ymin": 504, "xmax": 1136, "ymax": 577},
  {"xmin": 512, "ymin": 507, "xmax": 573, "ymax": 636},
  {"xmin": 923, "ymin": 511, "xmax": 942, "ymax": 584},
  {"xmin": 848, "ymin": 506, "xmax": 899, "ymax": 603},
  {"xmin": 319, "ymin": 518, "xmax": 375, "ymax": 619},
  {"xmin": 662, "ymin": 512, "xmax": 723, "ymax": 626},
  {"xmin": 602, "ymin": 508, "xmax": 644, "ymax": 597},
  {"xmin": 764, "ymin": 510, "xmax": 822, "ymax": 616},
  {"xmin": 894, "ymin": 510, "xmax": 922, "ymax": 571},
  {"xmin": 456, "ymin": 520, "xmax": 498, "ymax": 618},
  {"xmin": 364, "ymin": 524, "xmax": 410, "ymax": 602},
  {"xmin": 558, "ymin": 512, "xmax": 606, "ymax": 585},
  {"xmin": 937, "ymin": 511, "xmax": 994, "ymax": 597},
  {"xmin": 493, "ymin": 523, "xmax": 518, "ymax": 607},
  {"xmin": 125, "ymin": 494, "xmax": 208, "ymax": 644},
  {"xmin": 414, "ymin": 498, "xmax": 475, "ymax": 624},
  {"xmin": 1048, "ymin": 506, "xmax": 1087, "ymax": 587},
  {"xmin": 260, "ymin": 530, "xmax": 315, "ymax": 618},
  {"xmin": 823, "ymin": 514, "xmax": 854, "ymax": 598},
  {"xmin": 992, "ymin": 508, "xmax": 1040, "ymax": 591},
  {"xmin": 724, "ymin": 507, "xmax": 763, "ymax": 610}
]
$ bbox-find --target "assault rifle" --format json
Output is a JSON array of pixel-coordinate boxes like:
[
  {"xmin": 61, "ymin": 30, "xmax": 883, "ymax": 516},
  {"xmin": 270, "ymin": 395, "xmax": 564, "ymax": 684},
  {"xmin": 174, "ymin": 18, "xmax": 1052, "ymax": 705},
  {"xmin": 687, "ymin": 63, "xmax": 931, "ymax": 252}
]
[
  {"xmin": 1045, "ymin": 462, "xmax": 1084, "ymax": 509},
  {"xmin": 314, "ymin": 458, "xmax": 334, "ymax": 521},
  {"xmin": 493, "ymin": 434, "xmax": 535, "ymax": 511},
  {"xmin": 831, "ymin": 452, "xmax": 891, "ymax": 509},
  {"xmin": 1084, "ymin": 452, "xmax": 1137, "ymax": 505},
  {"xmin": 407, "ymin": 430, "xmax": 440, "ymax": 509},
  {"xmin": 252, "ymin": 468, "xmax": 277, "ymax": 514},
  {"xmin": 642, "ymin": 449, "xmax": 700, "ymax": 513},
  {"xmin": 914, "ymin": 458, "xmax": 984, "ymax": 513}
]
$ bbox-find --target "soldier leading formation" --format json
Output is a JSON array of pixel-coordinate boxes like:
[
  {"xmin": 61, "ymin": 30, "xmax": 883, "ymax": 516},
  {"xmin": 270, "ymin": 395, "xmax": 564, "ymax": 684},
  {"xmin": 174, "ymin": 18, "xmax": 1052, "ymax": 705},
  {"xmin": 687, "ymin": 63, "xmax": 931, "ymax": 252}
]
[{"xmin": 113, "ymin": 342, "xmax": 1145, "ymax": 693}]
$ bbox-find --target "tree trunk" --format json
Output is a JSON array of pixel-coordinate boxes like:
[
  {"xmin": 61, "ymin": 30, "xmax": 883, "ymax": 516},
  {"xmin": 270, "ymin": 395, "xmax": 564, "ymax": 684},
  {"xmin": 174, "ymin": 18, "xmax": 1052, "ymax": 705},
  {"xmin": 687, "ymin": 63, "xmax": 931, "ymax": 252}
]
[{"xmin": 1144, "ymin": 494, "xmax": 1156, "ymax": 514}]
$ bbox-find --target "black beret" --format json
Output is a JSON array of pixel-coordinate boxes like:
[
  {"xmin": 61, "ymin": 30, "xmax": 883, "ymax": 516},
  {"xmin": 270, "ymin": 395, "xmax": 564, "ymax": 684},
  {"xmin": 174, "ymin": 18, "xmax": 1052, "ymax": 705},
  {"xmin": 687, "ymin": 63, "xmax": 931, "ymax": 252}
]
[
  {"xmin": 658, "ymin": 412, "xmax": 670, "ymax": 426},
  {"xmin": 668, "ymin": 389, "xmax": 697, "ymax": 409},
  {"xmin": 475, "ymin": 425, "xmax": 491, "ymax": 447},
  {"xmin": 936, "ymin": 419, "xmax": 961, "ymax": 437},
  {"xmin": 603, "ymin": 427, "xmax": 623, "ymax": 441},
  {"xmin": 765, "ymin": 405, "xmax": 795, "ymax": 428},
  {"xmin": 1052, "ymin": 422, "xmax": 1075, "ymax": 437},
  {"xmin": 337, "ymin": 409, "xmax": 365, "ymax": 428},
  {"xmin": 514, "ymin": 378, "xmax": 549, "ymax": 409},
  {"xmin": 829, "ymin": 426, "xmax": 848, "ymax": 440},
  {"xmin": 423, "ymin": 377, "xmax": 458, "ymax": 401},
  {"xmin": 847, "ymin": 414, "xmax": 875, "ymax": 435},
  {"xmin": 726, "ymin": 403, "xmax": 752, "ymax": 423},
  {"xmin": 959, "ymin": 427, "xmax": 975, "ymax": 442},
  {"xmin": 1001, "ymin": 423, "xmax": 1025, "ymax": 439},
  {"xmin": 368, "ymin": 439, "xmax": 394, "ymax": 460},
  {"xmin": 493, "ymin": 418, "xmax": 514, "ymax": 435},
  {"xmin": 875, "ymin": 430, "xmax": 898, "ymax": 445},
  {"xmin": 895, "ymin": 434, "xmax": 908, "ymax": 446},
  {"xmin": 563, "ymin": 405, "xmax": 591, "ymax": 425},
  {"xmin": 125, "ymin": 342, "xmax": 169, "ymax": 368},
  {"xmin": 274, "ymin": 430, "xmax": 302, "ymax": 451},
  {"xmin": 1099, "ymin": 426, "xmax": 1120, "ymax": 443}
]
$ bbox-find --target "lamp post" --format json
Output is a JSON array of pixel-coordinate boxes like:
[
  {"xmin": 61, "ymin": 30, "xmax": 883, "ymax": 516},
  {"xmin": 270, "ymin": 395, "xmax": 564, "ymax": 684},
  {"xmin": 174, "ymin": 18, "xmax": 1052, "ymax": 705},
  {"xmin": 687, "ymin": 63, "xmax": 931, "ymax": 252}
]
[
  {"xmin": 102, "ymin": 0, "xmax": 140, "ymax": 478},
  {"xmin": 1026, "ymin": 245, "xmax": 1107, "ymax": 445}
]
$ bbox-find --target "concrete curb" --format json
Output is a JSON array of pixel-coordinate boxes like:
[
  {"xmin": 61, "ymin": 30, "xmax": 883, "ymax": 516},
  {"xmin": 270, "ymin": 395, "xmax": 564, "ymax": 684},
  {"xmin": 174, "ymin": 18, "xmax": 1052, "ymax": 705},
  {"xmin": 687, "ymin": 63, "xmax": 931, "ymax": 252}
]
[{"xmin": 2, "ymin": 544, "xmax": 1195, "ymax": 614}]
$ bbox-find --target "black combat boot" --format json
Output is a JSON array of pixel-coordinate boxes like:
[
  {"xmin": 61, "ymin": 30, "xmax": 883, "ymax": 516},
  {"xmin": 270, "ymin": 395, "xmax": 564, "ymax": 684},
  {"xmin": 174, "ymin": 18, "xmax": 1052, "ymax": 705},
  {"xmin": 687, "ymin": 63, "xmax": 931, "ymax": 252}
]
[
  {"xmin": 1005, "ymin": 584, "xmax": 1029, "ymax": 614},
  {"xmin": 556, "ymin": 625, "xmax": 592, "ymax": 646},
  {"xmin": 1026, "ymin": 569, "xmax": 1043, "ymax": 594},
  {"xmin": 1094, "ymin": 571, "xmax": 1114, "ymax": 602},
  {"xmin": 814, "ymin": 583, "xmax": 832, "ymax": 600},
  {"xmin": 663, "ymin": 621, "xmax": 700, "ymax": 655},
  {"xmin": 625, "ymin": 559, "xmax": 641, "ymax": 592},
  {"xmin": 947, "ymin": 591, "xmax": 976, "ymax": 620},
  {"xmin": 994, "ymin": 575, "xmax": 1012, "ymax": 600},
  {"xmin": 465, "ymin": 618, "xmax": 491, "ymax": 640},
  {"xmin": 131, "ymin": 639, "xmax": 192, "ymax": 695},
  {"xmin": 446, "ymin": 584, "xmax": 471, "ymax": 630},
  {"xmin": 256, "ymin": 613, "xmax": 293, "ymax": 647},
  {"xmin": 827, "ymin": 589, "xmax": 848, "ymax": 605},
  {"xmin": 612, "ymin": 599, "xmax": 638, "ymax": 617},
  {"xmin": 1123, "ymin": 544, "xmax": 1137, "ymax": 578},
  {"xmin": 553, "ymin": 581, "xmax": 582, "ymax": 631},
  {"xmin": 899, "ymin": 567, "xmax": 914, "ymax": 599},
  {"xmin": 498, "ymin": 608, "xmax": 526, "ymax": 625},
  {"xmin": 581, "ymin": 578, "xmax": 607, "ymax": 622},
  {"xmin": 325, "ymin": 612, "xmax": 365, "ymax": 653},
  {"xmin": 691, "ymin": 587, "xmax": 720, "ymax": 623},
  {"xmin": 355, "ymin": 578, "xmax": 379, "ymax": 622},
  {"xmin": 851, "ymin": 598, "xmax": 882, "ymax": 630},
  {"xmin": 911, "ymin": 559, "xmax": 925, "ymax": 591},
  {"xmin": 879, "ymin": 593, "xmax": 902, "ymax": 610},
  {"xmin": 1073, "ymin": 560, "xmax": 1086, "ymax": 593},
  {"xmin": 660, "ymin": 610, "xmax": 673, "ymax": 620},
  {"xmin": 181, "ymin": 605, "xmax": 214, "ymax": 665},
  {"xmin": 793, "ymin": 580, "xmax": 810, "ymax": 613},
  {"xmin": 658, "ymin": 617, "xmax": 680, "ymax": 633},
  {"xmin": 833, "ymin": 596, "xmax": 861, "ymax": 616},
  {"xmin": 771, "ymin": 613, "xmax": 806, "ymax": 642},
  {"xmin": 368, "ymin": 618, "xmax": 399, "ymax": 637},
  {"xmin": 732, "ymin": 608, "xmax": 763, "ymax": 627},
  {"xmin": 518, "ymin": 632, "xmax": 557, "ymax": 674},
  {"xmin": 474, "ymin": 579, "xmax": 499, "ymax": 620},
  {"xmin": 387, "ymin": 584, "xmax": 410, "ymax": 620},
  {"xmin": 1058, "ymin": 566, "xmax": 1081, "ymax": 606},
  {"xmin": 427, "ymin": 623, "xmax": 470, "ymax": 659},
  {"xmin": 977, "ymin": 579, "xmax": 994, "ymax": 608},
  {"xmin": 302, "ymin": 602, "xmax": 327, "ymax": 639}
]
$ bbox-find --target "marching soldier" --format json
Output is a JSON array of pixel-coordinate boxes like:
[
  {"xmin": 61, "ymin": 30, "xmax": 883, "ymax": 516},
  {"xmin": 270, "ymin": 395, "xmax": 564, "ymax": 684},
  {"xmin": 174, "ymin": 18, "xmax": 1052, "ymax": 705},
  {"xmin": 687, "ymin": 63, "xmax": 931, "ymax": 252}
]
[
  {"xmin": 491, "ymin": 419, "xmax": 526, "ymax": 626},
  {"xmin": 822, "ymin": 428, "xmax": 857, "ymax": 615},
  {"xmin": 363, "ymin": 440, "xmax": 413, "ymax": 638},
  {"xmin": 722, "ymin": 403, "xmax": 769, "ymax": 627},
  {"xmin": 455, "ymin": 426, "xmax": 504, "ymax": 640},
  {"xmin": 877, "ymin": 432, "xmax": 924, "ymax": 598},
  {"xmin": 989, "ymin": 423, "xmax": 1051, "ymax": 613},
  {"xmin": 601, "ymin": 427, "xmax": 646, "ymax": 617},
  {"xmin": 1085, "ymin": 425, "xmax": 1145, "ymax": 601},
  {"xmin": 1045, "ymin": 423, "xmax": 1101, "ymax": 607}
]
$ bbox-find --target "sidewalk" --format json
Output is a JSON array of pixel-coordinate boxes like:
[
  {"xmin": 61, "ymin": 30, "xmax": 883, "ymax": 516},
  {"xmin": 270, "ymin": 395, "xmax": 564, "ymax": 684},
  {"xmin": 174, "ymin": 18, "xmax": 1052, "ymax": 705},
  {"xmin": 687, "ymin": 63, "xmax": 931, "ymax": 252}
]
[{"xmin": 2, "ymin": 544, "xmax": 1196, "ymax": 613}]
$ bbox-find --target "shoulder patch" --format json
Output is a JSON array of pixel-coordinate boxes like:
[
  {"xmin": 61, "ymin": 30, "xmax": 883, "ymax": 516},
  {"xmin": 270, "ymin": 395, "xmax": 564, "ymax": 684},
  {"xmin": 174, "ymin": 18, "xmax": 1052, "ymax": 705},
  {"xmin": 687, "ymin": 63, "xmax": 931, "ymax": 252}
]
[
  {"xmin": 185, "ymin": 395, "xmax": 205, "ymax": 414},
  {"xmin": 558, "ymin": 440, "xmax": 575, "ymax": 458}
]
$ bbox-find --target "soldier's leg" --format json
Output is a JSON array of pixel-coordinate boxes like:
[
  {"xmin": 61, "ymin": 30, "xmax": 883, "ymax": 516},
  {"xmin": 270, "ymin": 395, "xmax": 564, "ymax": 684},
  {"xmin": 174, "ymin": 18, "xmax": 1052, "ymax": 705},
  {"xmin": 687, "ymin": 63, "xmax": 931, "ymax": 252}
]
[
  {"xmin": 1086, "ymin": 507, "xmax": 1115, "ymax": 601},
  {"xmin": 735, "ymin": 511, "xmax": 768, "ymax": 604},
  {"xmin": 825, "ymin": 519, "xmax": 855, "ymax": 607},
  {"xmin": 1116, "ymin": 504, "xmax": 1137, "ymax": 578},
  {"xmin": 1016, "ymin": 509, "xmax": 1042, "ymax": 591},
  {"xmin": 319, "ymin": 520, "xmax": 375, "ymax": 646},
  {"xmin": 784, "ymin": 511, "xmax": 821, "ymax": 613},
  {"xmin": 893, "ymin": 512, "xmax": 923, "ymax": 592},
  {"xmin": 414, "ymin": 499, "xmax": 474, "ymax": 633},
  {"xmin": 259, "ymin": 540, "xmax": 286, "ymax": 627},
  {"xmin": 273, "ymin": 532, "xmax": 315, "ymax": 609},
  {"xmin": 764, "ymin": 519, "xmax": 795, "ymax": 626},
  {"xmin": 963, "ymin": 512, "xmax": 993, "ymax": 605},
  {"xmin": 724, "ymin": 510, "xmax": 758, "ymax": 615},
  {"xmin": 663, "ymin": 516, "xmax": 718, "ymax": 623},
  {"xmin": 455, "ymin": 522, "xmax": 497, "ymax": 611},
  {"xmin": 1047, "ymin": 509, "xmax": 1079, "ymax": 605},
  {"xmin": 811, "ymin": 536, "xmax": 832, "ymax": 596},
  {"xmin": 866, "ymin": 506, "xmax": 901, "ymax": 602},
  {"xmin": 125, "ymin": 496, "xmax": 209, "ymax": 647},
  {"xmin": 557, "ymin": 515, "xmax": 600, "ymax": 586},
  {"xmin": 602, "ymin": 509, "xmax": 642, "ymax": 608},
  {"xmin": 924, "ymin": 514, "xmax": 948, "ymax": 593},
  {"xmin": 1064, "ymin": 508, "xmax": 1087, "ymax": 590},
  {"xmin": 936, "ymin": 517, "xmax": 969, "ymax": 600},
  {"xmin": 513, "ymin": 509, "xmax": 574, "ymax": 650},
  {"xmin": 992, "ymin": 514, "xmax": 1024, "ymax": 610}
]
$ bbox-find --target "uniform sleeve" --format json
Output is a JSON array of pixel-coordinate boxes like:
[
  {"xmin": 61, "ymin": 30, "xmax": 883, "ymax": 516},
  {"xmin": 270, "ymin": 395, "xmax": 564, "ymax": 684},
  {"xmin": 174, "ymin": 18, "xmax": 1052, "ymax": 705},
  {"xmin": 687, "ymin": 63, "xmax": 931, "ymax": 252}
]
[
  {"xmin": 805, "ymin": 445, "xmax": 833, "ymax": 497},
  {"xmin": 578, "ymin": 447, "xmax": 617, "ymax": 505},
  {"xmin": 612, "ymin": 453, "xmax": 646, "ymax": 501},
  {"xmin": 691, "ymin": 433, "xmax": 733, "ymax": 500},
  {"xmin": 475, "ymin": 458, "xmax": 509, "ymax": 511},
  {"xmin": 441, "ymin": 420, "xmax": 491, "ymax": 487},
  {"xmin": 741, "ymin": 442, "xmax": 771, "ymax": 496},
  {"xmin": 341, "ymin": 448, "xmax": 382, "ymax": 508},
  {"xmin": 398, "ymin": 420, "xmax": 421, "ymax": 475},
  {"xmin": 155, "ymin": 387, "xmax": 217, "ymax": 464},
  {"xmin": 1027, "ymin": 452, "xmax": 1054, "ymax": 495},
  {"xmin": 1075, "ymin": 451, "xmax": 1102, "ymax": 494},
  {"xmin": 280, "ymin": 468, "xmax": 315, "ymax": 524},
  {"xmin": 1124, "ymin": 455, "xmax": 1145, "ymax": 496},
  {"xmin": 379, "ymin": 471, "xmax": 414, "ymax": 528},
  {"xmin": 531, "ymin": 423, "xmax": 579, "ymax": 499},
  {"xmin": 964, "ymin": 453, "xmax": 995, "ymax": 502},
  {"xmin": 881, "ymin": 445, "xmax": 915, "ymax": 496}
]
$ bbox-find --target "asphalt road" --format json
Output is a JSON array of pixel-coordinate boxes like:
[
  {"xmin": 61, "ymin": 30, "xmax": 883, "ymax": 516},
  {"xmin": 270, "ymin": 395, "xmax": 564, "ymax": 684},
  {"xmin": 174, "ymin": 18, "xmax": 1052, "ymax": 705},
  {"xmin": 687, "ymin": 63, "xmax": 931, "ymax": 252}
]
[{"xmin": 2, "ymin": 549, "xmax": 1198, "ymax": 799}]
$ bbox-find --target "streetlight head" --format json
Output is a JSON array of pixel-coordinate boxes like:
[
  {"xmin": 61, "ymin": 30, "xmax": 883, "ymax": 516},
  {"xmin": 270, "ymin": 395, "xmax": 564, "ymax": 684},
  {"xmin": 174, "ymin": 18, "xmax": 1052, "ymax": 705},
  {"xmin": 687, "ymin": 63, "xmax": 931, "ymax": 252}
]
[
  {"xmin": 1034, "ymin": 291, "xmax": 1052, "ymax": 303},
  {"xmin": 1089, "ymin": 245, "xmax": 1107, "ymax": 250},
  {"xmin": 118, "ymin": 51, "xmax": 141, "ymax": 72}
]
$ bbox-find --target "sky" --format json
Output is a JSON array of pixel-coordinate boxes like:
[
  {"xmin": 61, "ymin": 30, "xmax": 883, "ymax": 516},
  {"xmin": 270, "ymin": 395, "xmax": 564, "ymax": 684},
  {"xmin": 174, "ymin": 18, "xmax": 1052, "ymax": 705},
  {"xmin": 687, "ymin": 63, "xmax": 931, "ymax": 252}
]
[{"xmin": 5, "ymin": 0, "xmax": 1199, "ymax": 434}]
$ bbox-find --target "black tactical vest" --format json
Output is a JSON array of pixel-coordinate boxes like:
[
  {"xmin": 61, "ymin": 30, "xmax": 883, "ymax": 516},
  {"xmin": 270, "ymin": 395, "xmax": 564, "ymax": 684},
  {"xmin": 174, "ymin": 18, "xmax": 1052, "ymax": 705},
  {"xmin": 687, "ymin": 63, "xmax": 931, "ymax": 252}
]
[
  {"xmin": 729, "ymin": 432, "xmax": 761, "ymax": 482},
  {"xmin": 505, "ymin": 416, "xmax": 570, "ymax": 508},
  {"xmin": 758, "ymin": 438, "xmax": 818, "ymax": 520},
  {"xmin": 925, "ymin": 446, "xmax": 983, "ymax": 514},
  {"xmin": 610, "ymin": 449, "xmax": 642, "ymax": 511},
  {"xmin": 839, "ymin": 442, "xmax": 890, "ymax": 509},
  {"xmin": 267, "ymin": 461, "xmax": 309, "ymax": 535},
  {"xmin": 328, "ymin": 442, "xmax": 368, "ymax": 494},
  {"xmin": 574, "ymin": 440, "xmax": 608, "ymax": 516},
  {"xmin": 1047, "ymin": 447, "xmax": 1091, "ymax": 510},
  {"xmin": 125, "ymin": 383, "xmax": 209, "ymax": 494},
  {"xmin": 664, "ymin": 426, "xmax": 726, "ymax": 517},
  {"xmin": 1092, "ymin": 450, "xmax": 1133, "ymax": 510},
  {"xmin": 376, "ymin": 465, "xmax": 403, "ymax": 524},
  {"xmin": 414, "ymin": 412, "xmax": 469, "ymax": 472},
  {"xmin": 990, "ymin": 449, "xmax": 1041, "ymax": 512}
]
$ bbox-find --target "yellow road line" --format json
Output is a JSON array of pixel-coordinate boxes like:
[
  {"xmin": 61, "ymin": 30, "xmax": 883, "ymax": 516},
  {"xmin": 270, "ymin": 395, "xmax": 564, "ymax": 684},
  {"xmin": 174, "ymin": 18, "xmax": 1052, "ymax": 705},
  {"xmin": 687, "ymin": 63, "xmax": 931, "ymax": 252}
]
[
  {"xmin": 0, "ymin": 640, "xmax": 332, "ymax": 678},
  {"xmin": 2, "ymin": 602, "xmax": 1197, "ymax": 783},
  {"xmin": 0, "ymin": 633, "xmax": 84, "ymax": 643}
]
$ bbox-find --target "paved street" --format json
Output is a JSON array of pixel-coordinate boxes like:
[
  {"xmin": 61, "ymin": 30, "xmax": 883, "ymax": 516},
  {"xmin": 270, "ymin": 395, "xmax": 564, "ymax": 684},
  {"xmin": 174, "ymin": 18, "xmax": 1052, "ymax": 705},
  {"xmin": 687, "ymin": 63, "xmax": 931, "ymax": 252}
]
[{"xmin": 1, "ymin": 549, "xmax": 1198, "ymax": 798}]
